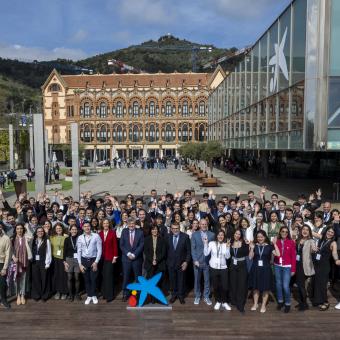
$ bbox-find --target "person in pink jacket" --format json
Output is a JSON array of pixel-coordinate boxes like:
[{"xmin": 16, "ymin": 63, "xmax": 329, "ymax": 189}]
[{"xmin": 273, "ymin": 226, "xmax": 296, "ymax": 313}]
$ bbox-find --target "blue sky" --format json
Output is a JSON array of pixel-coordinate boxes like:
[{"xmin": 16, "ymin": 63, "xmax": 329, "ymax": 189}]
[{"xmin": 0, "ymin": 0, "xmax": 291, "ymax": 61}]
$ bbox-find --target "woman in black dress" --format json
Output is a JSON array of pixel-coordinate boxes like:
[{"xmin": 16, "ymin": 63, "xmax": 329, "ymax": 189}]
[
  {"xmin": 229, "ymin": 229, "xmax": 250, "ymax": 313},
  {"xmin": 144, "ymin": 225, "xmax": 167, "ymax": 301},
  {"xmin": 249, "ymin": 230, "xmax": 273, "ymax": 313},
  {"xmin": 312, "ymin": 226, "xmax": 340, "ymax": 310}
]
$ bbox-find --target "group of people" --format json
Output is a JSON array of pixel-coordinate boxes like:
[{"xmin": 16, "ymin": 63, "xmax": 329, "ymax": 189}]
[
  {"xmin": 0, "ymin": 185, "xmax": 340, "ymax": 314},
  {"xmin": 0, "ymin": 169, "xmax": 17, "ymax": 188}
]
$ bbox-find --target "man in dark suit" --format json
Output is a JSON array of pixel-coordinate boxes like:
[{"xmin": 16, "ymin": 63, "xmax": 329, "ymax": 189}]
[
  {"xmin": 166, "ymin": 223, "xmax": 191, "ymax": 304},
  {"xmin": 120, "ymin": 217, "xmax": 144, "ymax": 301}
]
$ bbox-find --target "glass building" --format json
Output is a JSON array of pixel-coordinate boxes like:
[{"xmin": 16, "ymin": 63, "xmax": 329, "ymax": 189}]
[{"xmin": 208, "ymin": 0, "xmax": 340, "ymax": 177}]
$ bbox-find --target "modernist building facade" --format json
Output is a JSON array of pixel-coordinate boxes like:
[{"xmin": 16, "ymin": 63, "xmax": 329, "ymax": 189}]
[
  {"xmin": 208, "ymin": 0, "xmax": 340, "ymax": 175},
  {"xmin": 42, "ymin": 71, "xmax": 209, "ymax": 161}
]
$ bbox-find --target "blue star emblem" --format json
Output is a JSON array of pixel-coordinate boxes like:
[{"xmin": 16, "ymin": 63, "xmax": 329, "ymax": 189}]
[{"xmin": 127, "ymin": 272, "xmax": 168, "ymax": 307}]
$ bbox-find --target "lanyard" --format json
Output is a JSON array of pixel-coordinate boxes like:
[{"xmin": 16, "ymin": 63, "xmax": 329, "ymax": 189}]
[
  {"xmin": 84, "ymin": 234, "xmax": 92, "ymax": 249},
  {"xmin": 319, "ymin": 240, "xmax": 329, "ymax": 252},
  {"xmin": 258, "ymin": 245, "xmax": 265, "ymax": 260},
  {"xmin": 233, "ymin": 247, "xmax": 238, "ymax": 258},
  {"xmin": 70, "ymin": 236, "xmax": 77, "ymax": 251},
  {"xmin": 57, "ymin": 235, "xmax": 63, "ymax": 250},
  {"xmin": 216, "ymin": 242, "xmax": 222, "ymax": 258}
]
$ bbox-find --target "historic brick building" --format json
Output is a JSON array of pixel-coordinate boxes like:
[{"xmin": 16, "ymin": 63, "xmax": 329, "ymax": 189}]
[{"xmin": 42, "ymin": 70, "xmax": 209, "ymax": 161}]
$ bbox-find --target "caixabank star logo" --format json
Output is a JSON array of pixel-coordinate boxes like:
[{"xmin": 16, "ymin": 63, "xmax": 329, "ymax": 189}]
[{"xmin": 127, "ymin": 272, "xmax": 168, "ymax": 307}]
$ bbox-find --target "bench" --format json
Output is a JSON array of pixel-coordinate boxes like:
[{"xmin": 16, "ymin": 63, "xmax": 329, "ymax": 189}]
[{"xmin": 201, "ymin": 177, "xmax": 218, "ymax": 187}]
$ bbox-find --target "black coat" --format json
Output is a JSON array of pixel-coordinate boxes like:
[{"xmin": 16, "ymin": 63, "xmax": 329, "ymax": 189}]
[
  {"xmin": 143, "ymin": 235, "xmax": 167, "ymax": 273},
  {"xmin": 165, "ymin": 232, "xmax": 191, "ymax": 269}
]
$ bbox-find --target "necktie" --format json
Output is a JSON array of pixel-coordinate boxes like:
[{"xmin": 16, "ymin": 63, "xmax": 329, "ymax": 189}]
[
  {"xmin": 129, "ymin": 231, "xmax": 134, "ymax": 247},
  {"xmin": 173, "ymin": 235, "xmax": 178, "ymax": 250}
]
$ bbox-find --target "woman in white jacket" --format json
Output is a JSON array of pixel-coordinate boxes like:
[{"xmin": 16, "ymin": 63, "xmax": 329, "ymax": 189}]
[{"xmin": 204, "ymin": 230, "xmax": 231, "ymax": 311}]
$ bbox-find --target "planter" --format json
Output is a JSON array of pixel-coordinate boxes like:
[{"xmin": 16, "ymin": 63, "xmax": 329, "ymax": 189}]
[
  {"xmin": 64, "ymin": 175, "xmax": 87, "ymax": 182},
  {"xmin": 46, "ymin": 183, "xmax": 62, "ymax": 191}
]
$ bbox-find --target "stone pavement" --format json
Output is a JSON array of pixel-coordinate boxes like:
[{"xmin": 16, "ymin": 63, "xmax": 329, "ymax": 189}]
[{"xmin": 3, "ymin": 165, "xmax": 336, "ymax": 206}]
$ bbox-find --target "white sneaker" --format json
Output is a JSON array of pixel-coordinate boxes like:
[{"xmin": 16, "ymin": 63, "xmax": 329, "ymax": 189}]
[
  {"xmin": 214, "ymin": 302, "xmax": 221, "ymax": 310},
  {"xmin": 85, "ymin": 297, "xmax": 92, "ymax": 305},
  {"xmin": 92, "ymin": 296, "xmax": 98, "ymax": 305},
  {"xmin": 194, "ymin": 297, "xmax": 200, "ymax": 305},
  {"xmin": 222, "ymin": 303, "xmax": 231, "ymax": 311},
  {"xmin": 335, "ymin": 302, "xmax": 340, "ymax": 310}
]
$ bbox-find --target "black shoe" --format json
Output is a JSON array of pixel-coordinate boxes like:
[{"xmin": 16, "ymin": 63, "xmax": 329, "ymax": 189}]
[
  {"xmin": 179, "ymin": 297, "xmax": 185, "ymax": 305},
  {"xmin": 284, "ymin": 305, "xmax": 290, "ymax": 313},
  {"xmin": 277, "ymin": 302, "xmax": 284, "ymax": 310},
  {"xmin": 298, "ymin": 304, "xmax": 308, "ymax": 311},
  {"xmin": 106, "ymin": 299, "xmax": 113, "ymax": 303},
  {"xmin": 122, "ymin": 296, "xmax": 128, "ymax": 302},
  {"xmin": 75, "ymin": 294, "xmax": 82, "ymax": 301},
  {"xmin": 1, "ymin": 301, "xmax": 10, "ymax": 309},
  {"xmin": 68, "ymin": 295, "xmax": 74, "ymax": 301},
  {"xmin": 169, "ymin": 296, "xmax": 177, "ymax": 304}
]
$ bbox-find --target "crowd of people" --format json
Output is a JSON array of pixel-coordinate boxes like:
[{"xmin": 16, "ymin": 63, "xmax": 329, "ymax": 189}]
[{"xmin": 0, "ymin": 185, "xmax": 340, "ymax": 314}]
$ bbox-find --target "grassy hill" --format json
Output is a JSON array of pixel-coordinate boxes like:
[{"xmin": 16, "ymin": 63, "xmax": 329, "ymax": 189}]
[{"xmin": 0, "ymin": 35, "xmax": 236, "ymax": 113}]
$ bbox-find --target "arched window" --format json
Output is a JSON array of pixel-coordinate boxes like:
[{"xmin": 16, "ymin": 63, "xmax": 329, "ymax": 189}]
[
  {"xmin": 133, "ymin": 101, "xmax": 139, "ymax": 117},
  {"xmin": 98, "ymin": 102, "xmax": 107, "ymax": 118},
  {"xmin": 199, "ymin": 101, "xmax": 205, "ymax": 116},
  {"xmin": 149, "ymin": 124, "xmax": 156, "ymax": 142},
  {"xmin": 165, "ymin": 124, "xmax": 175, "ymax": 142},
  {"xmin": 112, "ymin": 124, "xmax": 126, "ymax": 142},
  {"xmin": 149, "ymin": 101, "xmax": 155, "ymax": 117},
  {"xmin": 49, "ymin": 83, "xmax": 61, "ymax": 92},
  {"xmin": 115, "ymin": 101, "xmax": 123, "ymax": 118},
  {"xmin": 195, "ymin": 124, "xmax": 205, "ymax": 141},
  {"xmin": 179, "ymin": 123, "xmax": 192, "ymax": 142},
  {"xmin": 165, "ymin": 101, "xmax": 172, "ymax": 117},
  {"xmin": 129, "ymin": 124, "xmax": 142, "ymax": 142},
  {"xmin": 182, "ymin": 100, "xmax": 189, "ymax": 116},
  {"xmin": 80, "ymin": 102, "xmax": 92, "ymax": 118},
  {"xmin": 97, "ymin": 125, "xmax": 109, "ymax": 142},
  {"xmin": 80, "ymin": 124, "xmax": 93, "ymax": 142}
]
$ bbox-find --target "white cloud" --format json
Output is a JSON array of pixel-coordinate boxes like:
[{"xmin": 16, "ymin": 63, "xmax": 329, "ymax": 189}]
[
  {"xmin": 114, "ymin": 0, "xmax": 175, "ymax": 25},
  {"xmin": 0, "ymin": 43, "xmax": 88, "ymax": 61}
]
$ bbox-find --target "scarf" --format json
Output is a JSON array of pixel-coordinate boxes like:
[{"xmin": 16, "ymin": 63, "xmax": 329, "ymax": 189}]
[{"xmin": 14, "ymin": 237, "xmax": 28, "ymax": 274}]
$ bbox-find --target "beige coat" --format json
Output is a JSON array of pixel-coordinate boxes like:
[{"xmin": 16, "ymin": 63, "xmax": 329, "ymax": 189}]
[{"xmin": 301, "ymin": 239, "xmax": 315, "ymax": 276}]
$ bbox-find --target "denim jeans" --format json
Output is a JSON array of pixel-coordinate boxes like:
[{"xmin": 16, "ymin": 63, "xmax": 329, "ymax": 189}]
[
  {"xmin": 194, "ymin": 263, "xmax": 210, "ymax": 299},
  {"xmin": 274, "ymin": 265, "xmax": 291, "ymax": 305}
]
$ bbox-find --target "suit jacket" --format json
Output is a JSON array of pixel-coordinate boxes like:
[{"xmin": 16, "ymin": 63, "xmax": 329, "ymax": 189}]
[
  {"xmin": 143, "ymin": 235, "xmax": 167, "ymax": 272},
  {"xmin": 99, "ymin": 229, "xmax": 118, "ymax": 261},
  {"xmin": 191, "ymin": 230, "xmax": 215, "ymax": 264},
  {"xmin": 166, "ymin": 232, "xmax": 191, "ymax": 269},
  {"xmin": 120, "ymin": 228, "xmax": 144, "ymax": 263}
]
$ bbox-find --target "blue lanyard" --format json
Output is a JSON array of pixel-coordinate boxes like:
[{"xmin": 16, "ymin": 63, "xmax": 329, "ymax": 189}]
[{"xmin": 257, "ymin": 245, "xmax": 265, "ymax": 259}]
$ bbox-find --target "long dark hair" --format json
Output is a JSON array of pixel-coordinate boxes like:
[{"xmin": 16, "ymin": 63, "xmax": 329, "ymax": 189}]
[
  {"xmin": 232, "ymin": 228, "xmax": 244, "ymax": 245},
  {"xmin": 215, "ymin": 229, "xmax": 226, "ymax": 243},
  {"xmin": 11, "ymin": 223, "xmax": 26, "ymax": 247},
  {"xmin": 296, "ymin": 224, "xmax": 313, "ymax": 243},
  {"xmin": 255, "ymin": 230, "xmax": 270, "ymax": 245},
  {"xmin": 33, "ymin": 226, "xmax": 47, "ymax": 242},
  {"xmin": 277, "ymin": 226, "xmax": 291, "ymax": 240},
  {"xmin": 319, "ymin": 226, "xmax": 335, "ymax": 246}
]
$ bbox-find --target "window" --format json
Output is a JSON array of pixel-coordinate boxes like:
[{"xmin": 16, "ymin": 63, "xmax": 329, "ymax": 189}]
[
  {"xmin": 113, "ymin": 124, "xmax": 126, "ymax": 142},
  {"xmin": 195, "ymin": 124, "xmax": 206, "ymax": 141},
  {"xmin": 164, "ymin": 124, "xmax": 175, "ymax": 142},
  {"xmin": 199, "ymin": 101, "xmax": 205, "ymax": 116},
  {"xmin": 182, "ymin": 101, "xmax": 189, "ymax": 116},
  {"xmin": 81, "ymin": 125, "xmax": 93, "ymax": 142},
  {"xmin": 97, "ymin": 125, "xmax": 109, "ymax": 142},
  {"xmin": 129, "ymin": 124, "xmax": 142, "ymax": 142},
  {"xmin": 149, "ymin": 101, "xmax": 155, "ymax": 117},
  {"xmin": 165, "ymin": 101, "xmax": 172, "ymax": 116},
  {"xmin": 98, "ymin": 102, "xmax": 107, "ymax": 118},
  {"xmin": 49, "ymin": 83, "xmax": 61, "ymax": 92},
  {"xmin": 148, "ymin": 124, "xmax": 157, "ymax": 142},
  {"xmin": 116, "ymin": 102, "xmax": 123, "ymax": 118},
  {"xmin": 133, "ymin": 101, "xmax": 139, "ymax": 117},
  {"xmin": 81, "ymin": 102, "xmax": 91, "ymax": 118},
  {"xmin": 180, "ymin": 123, "xmax": 191, "ymax": 142}
]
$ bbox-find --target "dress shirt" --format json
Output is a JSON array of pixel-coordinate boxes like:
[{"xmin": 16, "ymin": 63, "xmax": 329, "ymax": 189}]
[
  {"xmin": 204, "ymin": 241, "xmax": 230, "ymax": 269},
  {"xmin": 77, "ymin": 232, "xmax": 102, "ymax": 264}
]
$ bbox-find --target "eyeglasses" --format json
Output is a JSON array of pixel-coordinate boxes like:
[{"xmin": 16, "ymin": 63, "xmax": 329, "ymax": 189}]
[{"xmin": 281, "ymin": 230, "xmax": 288, "ymax": 234}]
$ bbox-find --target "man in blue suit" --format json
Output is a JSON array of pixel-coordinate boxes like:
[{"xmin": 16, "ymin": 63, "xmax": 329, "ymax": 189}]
[
  {"xmin": 166, "ymin": 223, "xmax": 191, "ymax": 304},
  {"xmin": 191, "ymin": 219, "xmax": 215, "ymax": 305},
  {"xmin": 120, "ymin": 217, "xmax": 144, "ymax": 301}
]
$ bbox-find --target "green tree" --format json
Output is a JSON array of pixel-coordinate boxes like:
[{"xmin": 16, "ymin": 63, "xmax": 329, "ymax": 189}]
[{"xmin": 201, "ymin": 141, "xmax": 224, "ymax": 176}]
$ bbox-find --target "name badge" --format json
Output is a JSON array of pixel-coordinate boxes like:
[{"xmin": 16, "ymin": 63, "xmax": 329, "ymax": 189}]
[
  {"xmin": 316, "ymin": 254, "xmax": 321, "ymax": 261},
  {"xmin": 296, "ymin": 254, "xmax": 301, "ymax": 261},
  {"xmin": 56, "ymin": 250, "xmax": 62, "ymax": 256},
  {"xmin": 73, "ymin": 253, "xmax": 78, "ymax": 259},
  {"xmin": 233, "ymin": 259, "xmax": 238, "ymax": 266},
  {"xmin": 35, "ymin": 255, "xmax": 40, "ymax": 261},
  {"xmin": 258, "ymin": 260, "xmax": 263, "ymax": 267}
]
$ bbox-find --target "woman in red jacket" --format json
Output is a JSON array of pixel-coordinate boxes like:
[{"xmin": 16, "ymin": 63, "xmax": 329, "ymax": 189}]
[
  {"xmin": 99, "ymin": 218, "xmax": 118, "ymax": 302},
  {"xmin": 273, "ymin": 226, "xmax": 296, "ymax": 313}
]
